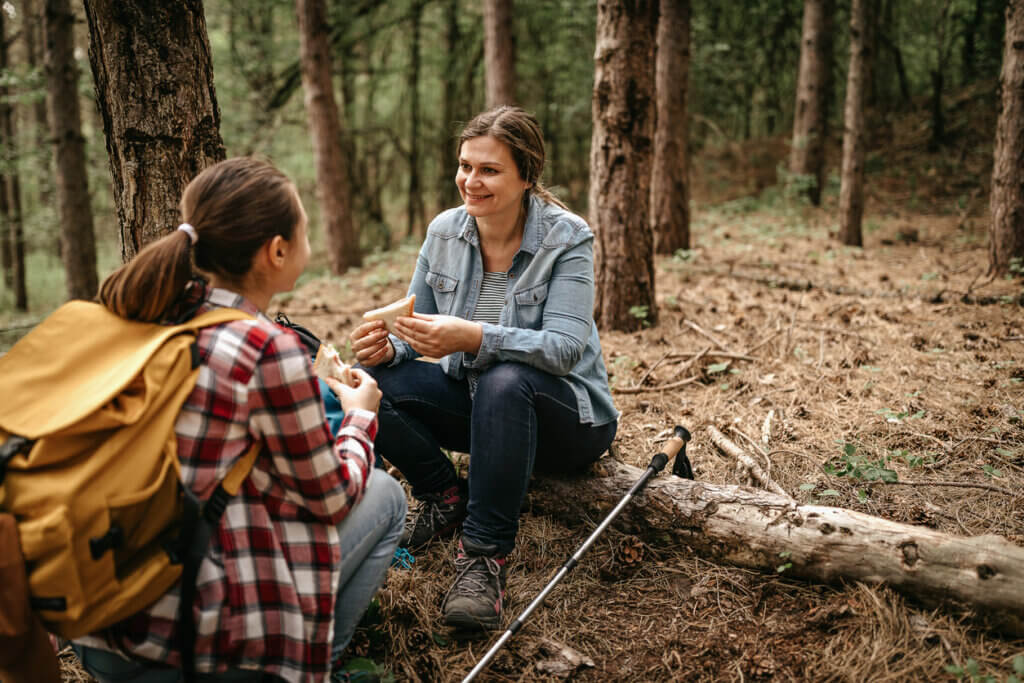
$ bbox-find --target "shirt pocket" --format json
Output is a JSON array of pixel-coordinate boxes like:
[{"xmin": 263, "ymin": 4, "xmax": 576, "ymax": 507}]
[
  {"xmin": 425, "ymin": 271, "xmax": 459, "ymax": 315},
  {"xmin": 513, "ymin": 282, "xmax": 549, "ymax": 329}
]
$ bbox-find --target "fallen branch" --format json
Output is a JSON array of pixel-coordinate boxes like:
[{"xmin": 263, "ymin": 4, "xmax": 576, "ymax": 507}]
[
  {"xmin": 532, "ymin": 459, "xmax": 1024, "ymax": 637},
  {"xmin": 707, "ymin": 426, "xmax": 792, "ymax": 500},
  {"xmin": 612, "ymin": 376, "xmax": 701, "ymax": 395},
  {"xmin": 684, "ymin": 320, "xmax": 734, "ymax": 352}
]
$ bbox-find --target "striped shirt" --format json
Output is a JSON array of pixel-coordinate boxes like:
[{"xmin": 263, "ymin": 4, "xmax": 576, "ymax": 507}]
[
  {"xmin": 468, "ymin": 272, "xmax": 507, "ymax": 395},
  {"xmin": 74, "ymin": 285, "xmax": 376, "ymax": 682}
]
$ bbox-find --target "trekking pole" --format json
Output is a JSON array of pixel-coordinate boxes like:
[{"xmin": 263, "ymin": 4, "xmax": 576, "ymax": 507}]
[{"xmin": 462, "ymin": 425, "xmax": 692, "ymax": 683}]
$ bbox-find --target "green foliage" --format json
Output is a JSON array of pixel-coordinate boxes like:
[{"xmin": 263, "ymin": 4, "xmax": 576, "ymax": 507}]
[{"xmin": 823, "ymin": 442, "xmax": 899, "ymax": 483}]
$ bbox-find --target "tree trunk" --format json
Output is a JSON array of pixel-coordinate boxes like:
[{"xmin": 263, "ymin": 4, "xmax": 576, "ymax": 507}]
[
  {"xmin": 989, "ymin": 0, "xmax": 1024, "ymax": 276},
  {"xmin": 295, "ymin": 0, "xmax": 361, "ymax": 273},
  {"xmin": 0, "ymin": 10, "xmax": 27, "ymax": 311},
  {"xmin": 407, "ymin": 0, "xmax": 425, "ymax": 239},
  {"xmin": 838, "ymin": 0, "xmax": 871, "ymax": 247},
  {"xmin": 46, "ymin": 0, "xmax": 99, "ymax": 301},
  {"xmin": 26, "ymin": 0, "xmax": 54, "ymax": 213},
  {"xmin": 439, "ymin": 0, "xmax": 462, "ymax": 211},
  {"xmin": 790, "ymin": 0, "xmax": 833, "ymax": 206},
  {"xmin": 590, "ymin": 0, "xmax": 658, "ymax": 332},
  {"xmin": 651, "ymin": 0, "xmax": 690, "ymax": 255},
  {"xmin": 483, "ymin": 0, "xmax": 516, "ymax": 108},
  {"xmin": 532, "ymin": 457, "xmax": 1024, "ymax": 637},
  {"xmin": 83, "ymin": 0, "xmax": 225, "ymax": 261}
]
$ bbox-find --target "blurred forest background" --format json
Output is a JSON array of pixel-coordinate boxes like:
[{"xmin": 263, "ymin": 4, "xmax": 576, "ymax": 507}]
[
  {"xmin": 0, "ymin": 0, "xmax": 1017, "ymax": 326},
  {"xmin": 3, "ymin": 0, "xmax": 1024, "ymax": 680}
]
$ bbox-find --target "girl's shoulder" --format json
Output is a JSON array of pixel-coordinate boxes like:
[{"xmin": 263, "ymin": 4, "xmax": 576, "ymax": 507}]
[
  {"xmin": 426, "ymin": 206, "xmax": 470, "ymax": 238},
  {"xmin": 531, "ymin": 199, "xmax": 593, "ymax": 249}
]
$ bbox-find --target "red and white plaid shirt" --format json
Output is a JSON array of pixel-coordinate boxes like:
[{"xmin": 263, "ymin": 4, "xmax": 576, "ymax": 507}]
[{"xmin": 75, "ymin": 286, "xmax": 375, "ymax": 682}]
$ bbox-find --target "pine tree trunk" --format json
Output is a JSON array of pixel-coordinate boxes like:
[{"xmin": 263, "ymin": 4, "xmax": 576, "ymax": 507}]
[
  {"xmin": 790, "ymin": 0, "xmax": 832, "ymax": 206},
  {"xmin": 26, "ymin": 0, "xmax": 53, "ymax": 212},
  {"xmin": 989, "ymin": 0, "xmax": 1024, "ymax": 276},
  {"xmin": 838, "ymin": 0, "xmax": 871, "ymax": 247},
  {"xmin": 439, "ymin": 0, "xmax": 462, "ymax": 210},
  {"xmin": 46, "ymin": 0, "xmax": 99, "ymax": 301},
  {"xmin": 483, "ymin": 0, "xmax": 516, "ymax": 107},
  {"xmin": 296, "ymin": 0, "xmax": 361, "ymax": 274},
  {"xmin": 0, "ymin": 10, "xmax": 27, "ymax": 311},
  {"xmin": 83, "ymin": 0, "xmax": 225, "ymax": 261},
  {"xmin": 651, "ymin": 0, "xmax": 690, "ymax": 255},
  {"xmin": 407, "ymin": 1, "xmax": 425, "ymax": 239},
  {"xmin": 590, "ymin": 0, "xmax": 658, "ymax": 332}
]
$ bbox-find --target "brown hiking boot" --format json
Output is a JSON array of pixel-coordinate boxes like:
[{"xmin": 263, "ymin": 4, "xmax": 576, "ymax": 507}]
[
  {"xmin": 442, "ymin": 537, "xmax": 507, "ymax": 631},
  {"xmin": 400, "ymin": 482, "xmax": 467, "ymax": 551}
]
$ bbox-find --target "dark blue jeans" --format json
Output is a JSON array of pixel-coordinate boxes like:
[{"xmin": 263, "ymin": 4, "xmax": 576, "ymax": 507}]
[{"xmin": 366, "ymin": 360, "xmax": 617, "ymax": 555}]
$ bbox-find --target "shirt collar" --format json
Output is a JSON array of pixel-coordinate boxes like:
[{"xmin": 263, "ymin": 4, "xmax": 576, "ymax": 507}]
[{"xmin": 459, "ymin": 194, "xmax": 545, "ymax": 255}]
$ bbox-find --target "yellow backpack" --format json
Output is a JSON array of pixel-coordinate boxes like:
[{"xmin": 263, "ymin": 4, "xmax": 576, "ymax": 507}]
[{"xmin": 0, "ymin": 301, "xmax": 258, "ymax": 650}]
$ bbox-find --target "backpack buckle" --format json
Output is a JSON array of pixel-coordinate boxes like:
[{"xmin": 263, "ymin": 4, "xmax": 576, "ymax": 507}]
[
  {"xmin": 89, "ymin": 524, "xmax": 124, "ymax": 559},
  {"xmin": 0, "ymin": 435, "xmax": 34, "ymax": 486}
]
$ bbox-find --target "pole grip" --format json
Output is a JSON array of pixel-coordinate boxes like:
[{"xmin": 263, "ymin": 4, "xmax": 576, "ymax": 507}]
[{"xmin": 650, "ymin": 425, "xmax": 690, "ymax": 473}]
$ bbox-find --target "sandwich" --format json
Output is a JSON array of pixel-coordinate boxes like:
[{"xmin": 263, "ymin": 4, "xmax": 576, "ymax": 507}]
[
  {"xmin": 362, "ymin": 294, "xmax": 416, "ymax": 332},
  {"xmin": 312, "ymin": 344, "xmax": 356, "ymax": 386}
]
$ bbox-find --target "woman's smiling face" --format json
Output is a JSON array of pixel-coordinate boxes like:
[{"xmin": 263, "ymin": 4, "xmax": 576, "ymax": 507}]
[{"xmin": 456, "ymin": 135, "xmax": 531, "ymax": 225}]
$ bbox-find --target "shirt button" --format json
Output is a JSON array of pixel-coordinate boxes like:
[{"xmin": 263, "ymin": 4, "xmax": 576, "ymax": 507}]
[{"xmin": 509, "ymin": 272, "xmax": 515, "ymax": 278}]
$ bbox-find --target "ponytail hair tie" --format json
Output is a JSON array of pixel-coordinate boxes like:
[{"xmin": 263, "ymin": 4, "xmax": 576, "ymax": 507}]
[{"xmin": 177, "ymin": 223, "xmax": 198, "ymax": 245}]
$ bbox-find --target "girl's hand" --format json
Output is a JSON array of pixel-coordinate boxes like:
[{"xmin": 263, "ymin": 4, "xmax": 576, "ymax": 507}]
[
  {"xmin": 326, "ymin": 368, "xmax": 382, "ymax": 414},
  {"xmin": 393, "ymin": 313, "xmax": 482, "ymax": 358},
  {"xmin": 349, "ymin": 320, "xmax": 395, "ymax": 367}
]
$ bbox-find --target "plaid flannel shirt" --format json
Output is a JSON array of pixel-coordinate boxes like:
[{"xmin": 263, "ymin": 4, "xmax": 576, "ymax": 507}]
[{"xmin": 74, "ymin": 287, "xmax": 375, "ymax": 682}]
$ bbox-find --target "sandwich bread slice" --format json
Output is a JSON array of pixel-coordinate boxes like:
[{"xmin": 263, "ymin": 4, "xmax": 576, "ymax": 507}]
[
  {"xmin": 362, "ymin": 294, "xmax": 416, "ymax": 332},
  {"xmin": 312, "ymin": 344, "xmax": 356, "ymax": 386}
]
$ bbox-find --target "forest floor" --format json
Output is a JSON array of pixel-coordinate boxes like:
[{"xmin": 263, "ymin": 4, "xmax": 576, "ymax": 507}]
[{"xmin": 60, "ymin": 115, "xmax": 1024, "ymax": 680}]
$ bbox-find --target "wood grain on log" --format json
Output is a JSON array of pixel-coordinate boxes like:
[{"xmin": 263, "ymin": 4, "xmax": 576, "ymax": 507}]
[{"xmin": 531, "ymin": 458, "xmax": 1024, "ymax": 636}]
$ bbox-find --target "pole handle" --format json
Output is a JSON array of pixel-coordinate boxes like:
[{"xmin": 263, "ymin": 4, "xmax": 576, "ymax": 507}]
[{"xmin": 650, "ymin": 425, "xmax": 691, "ymax": 473}]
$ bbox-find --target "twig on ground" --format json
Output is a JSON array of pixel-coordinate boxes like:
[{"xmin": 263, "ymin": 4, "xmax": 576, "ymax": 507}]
[
  {"xmin": 666, "ymin": 346, "xmax": 711, "ymax": 382},
  {"xmin": 869, "ymin": 479, "xmax": 1016, "ymax": 497},
  {"xmin": 666, "ymin": 350, "xmax": 756, "ymax": 362},
  {"xmin": 612, "ymin": 376, "xmax": 701, "ymax": 395},
  {"xmin": 707, "ymin": 426, "xmax": 792, "ymax": 499},
  {"xmin": 685, "ymin": 319, "xmax": 734, "ymax": 352},
  {"xmin": 631, "ymin": 350, "xmax": 673, "ymax": 389},
  {"xmin": 744, "ymin": 328, "xmax": 781, "ymax": 356}
]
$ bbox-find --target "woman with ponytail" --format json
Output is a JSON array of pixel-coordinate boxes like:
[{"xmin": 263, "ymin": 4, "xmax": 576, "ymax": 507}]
[
  {"xmin": 349, "ymin": 107, "xmax": 619, "ymax": 632},
  {"xmin": 74, "ymin": 157, "xmax": 406, "ymax": 682}
]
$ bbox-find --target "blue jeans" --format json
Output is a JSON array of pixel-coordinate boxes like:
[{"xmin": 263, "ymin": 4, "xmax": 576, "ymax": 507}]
[
  {"xmin": 72, "ymin": 471, "xmax": 406, "ymax": 681},
  {"xmin": 367, "ymin": 361, "xmax": 617, "ymax": 555}
]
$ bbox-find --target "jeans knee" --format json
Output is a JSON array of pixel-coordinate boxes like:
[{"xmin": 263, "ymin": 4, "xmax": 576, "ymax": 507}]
[
  {"xmin": 475, "ymin": 362, "xmax": 534, "ymax": 398},
  {"xmin": 370, "ymin": 470, "xmax": 407, "ymax": 532}
]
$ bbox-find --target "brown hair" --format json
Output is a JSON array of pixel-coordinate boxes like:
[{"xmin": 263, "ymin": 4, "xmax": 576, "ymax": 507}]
[
  {"xmin": 458, "ymin": 106, "xmax": 568, "ymax": 210},
  {"xmin": 98, "ymin": 157, "xmax": 302, "ymax": 322}
]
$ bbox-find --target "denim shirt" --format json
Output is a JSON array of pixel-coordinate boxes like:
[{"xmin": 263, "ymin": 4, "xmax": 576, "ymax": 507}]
[{"xmin": 390, "ymin": 195, "xmax": 619, "ymax": 426}]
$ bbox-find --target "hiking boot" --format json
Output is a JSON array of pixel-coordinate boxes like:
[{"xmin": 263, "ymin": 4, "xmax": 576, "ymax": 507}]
[
  {"xmin": 442, "ymin": 537, "xmax": 507, "ymax": 631},
  {"xmin": 400, "ymin": 482, "xmax": 467, "ymax": 551}
]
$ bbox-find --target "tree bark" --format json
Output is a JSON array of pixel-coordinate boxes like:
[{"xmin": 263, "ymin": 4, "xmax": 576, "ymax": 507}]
[
  {"xmin": 296, "ymin": 0, "xmax": 361, "ymax": 274},
  {"xmin": 790, "ymin": 0, "xmax": 833, "ymax": 206},
  {"xmin": 0, "ymin": 10, "xmax": 27, "ymax": 311},
  {"xmin": 838, "ymin": 0, "xmax": 871, "ymax": 247},
  {"xmin": 46, "ymin": 0, "xmax": 99, "ymax": 302},
  {"xmin": 532, "ymin": 457, "xmax": 1024, "ymax": 637},
  {"xmin": 438, "ymin": 0, "xmax": 462, "ymax": 211},
  {"xmin": 483, "ymin": 0, "xmax": 516, "ymax": 108},
  {"xmin": 406, "ymin": 0, "xmax": 425, "ymax": 239},
  {"xmin": 590, "ymin": 0, "xmax": 658, "ymax": 332},
  {"xmin": 651, "ymin": 0, "xmax": 690, "ymax": 255},
  {"xmin": 83, "ymin": 0, "xmax": 225, "ymax": 261},
  {"xmin": 989, "ymin": 0, "xmax": 1024, "ymax": 276},
  {"xmin": 26, "ymin": 0, "xmax": 54, "ymax": 213}
]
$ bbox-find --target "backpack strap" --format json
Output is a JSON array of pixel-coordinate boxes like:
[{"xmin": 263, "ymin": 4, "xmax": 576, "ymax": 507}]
[{"xmin": 178, "ymin": 441, "xmax": 261, "ymax": 682}]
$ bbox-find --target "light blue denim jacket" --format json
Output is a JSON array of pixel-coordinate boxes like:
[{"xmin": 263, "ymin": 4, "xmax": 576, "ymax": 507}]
[{"xmin": 389, "ymin": 195, "xmax": 619, "ymax": 426}]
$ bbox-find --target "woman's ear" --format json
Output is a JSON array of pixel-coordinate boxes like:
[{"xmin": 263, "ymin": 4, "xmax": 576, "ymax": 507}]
[{"xmin": 265, "ymin": 234, "xmax": 288, "ymax": 270}]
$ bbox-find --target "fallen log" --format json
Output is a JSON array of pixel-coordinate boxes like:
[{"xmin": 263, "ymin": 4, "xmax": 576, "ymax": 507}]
[{"xmin": 531, "ymin": 457, "xmax": 1024, "ymax": 637}]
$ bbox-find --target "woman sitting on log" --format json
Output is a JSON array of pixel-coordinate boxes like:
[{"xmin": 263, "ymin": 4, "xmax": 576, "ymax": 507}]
[{"xmin": 348, "ymin": 106, "xmax": 619, "ymax": 631}]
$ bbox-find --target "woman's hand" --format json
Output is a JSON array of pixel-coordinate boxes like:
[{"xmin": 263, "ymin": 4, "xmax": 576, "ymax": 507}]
[
  {"xmin": 393, "ymin": 313, "xmax": 482, "ymax": 358},
  {"xmin": 325, "ymin": 368, "xmax": 382, "ymax": 415},
  {"xmin": 349, "ymin": 320, "xmax": 395, "ymax": 367}
]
